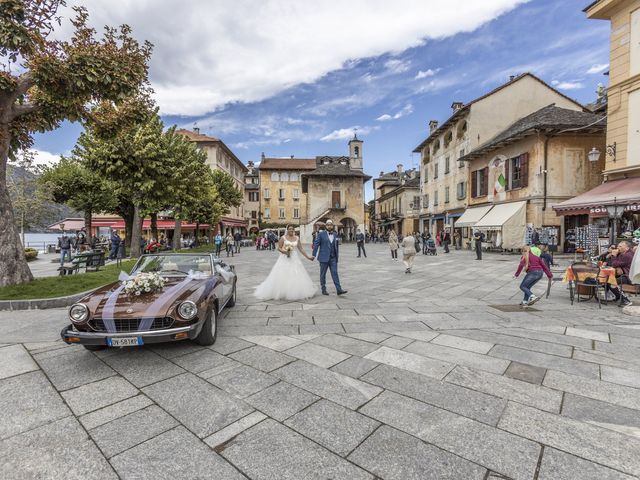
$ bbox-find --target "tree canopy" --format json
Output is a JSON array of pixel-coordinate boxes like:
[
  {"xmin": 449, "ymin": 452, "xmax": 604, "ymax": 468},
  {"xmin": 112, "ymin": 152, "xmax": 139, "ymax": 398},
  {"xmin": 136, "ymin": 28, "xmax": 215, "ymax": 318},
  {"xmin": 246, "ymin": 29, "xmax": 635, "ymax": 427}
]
[{"xmin": 0, "ymin": 0, "xmax": 152, "ymax": 286}]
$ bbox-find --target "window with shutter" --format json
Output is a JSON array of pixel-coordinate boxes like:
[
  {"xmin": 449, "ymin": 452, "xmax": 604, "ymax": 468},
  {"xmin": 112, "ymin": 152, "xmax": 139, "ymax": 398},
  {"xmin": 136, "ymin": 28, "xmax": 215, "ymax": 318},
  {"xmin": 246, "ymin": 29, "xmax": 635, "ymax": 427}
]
[
  {"xmin": 482, "ymin": 167, "xmax": 489, "ymax": 196},
  {"xmin": 445, "ymin": 187, "xmax": 450, "ymax": 203},
  {"xmin": 471, "ymin": 171, "xmax": 478, "ymax": 197},
  {"xmin": 505, "ymin": 158, "xmax": 510, "ymax": 190},
  {"xmin": 520, "ymin": 153, "xmax": 529, "ymax": 188}
]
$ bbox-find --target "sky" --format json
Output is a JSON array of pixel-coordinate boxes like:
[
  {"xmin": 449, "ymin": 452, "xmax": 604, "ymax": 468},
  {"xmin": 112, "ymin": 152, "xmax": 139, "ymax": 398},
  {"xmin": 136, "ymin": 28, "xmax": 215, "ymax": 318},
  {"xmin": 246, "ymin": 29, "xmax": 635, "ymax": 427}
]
[{"xmin": 32, "ymin": 0, "xmax": 610, "ymax": 201}]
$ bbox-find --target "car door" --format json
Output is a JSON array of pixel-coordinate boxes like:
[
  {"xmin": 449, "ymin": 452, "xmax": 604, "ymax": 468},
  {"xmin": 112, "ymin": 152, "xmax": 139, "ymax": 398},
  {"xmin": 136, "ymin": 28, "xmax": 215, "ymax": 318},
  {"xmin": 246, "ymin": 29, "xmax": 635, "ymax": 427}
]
[{"xmin": 214, "ymin": 260, "xmax": 234, "ymax": 306}]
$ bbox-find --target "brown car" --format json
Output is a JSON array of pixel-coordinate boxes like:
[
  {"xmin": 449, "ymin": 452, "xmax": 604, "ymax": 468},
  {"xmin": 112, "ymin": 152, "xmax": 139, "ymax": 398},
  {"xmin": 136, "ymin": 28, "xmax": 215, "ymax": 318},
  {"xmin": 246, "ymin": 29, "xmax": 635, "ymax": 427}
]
[{"xmin": 61, "ymin": 253, "xmax": 236, "ymax": 350}]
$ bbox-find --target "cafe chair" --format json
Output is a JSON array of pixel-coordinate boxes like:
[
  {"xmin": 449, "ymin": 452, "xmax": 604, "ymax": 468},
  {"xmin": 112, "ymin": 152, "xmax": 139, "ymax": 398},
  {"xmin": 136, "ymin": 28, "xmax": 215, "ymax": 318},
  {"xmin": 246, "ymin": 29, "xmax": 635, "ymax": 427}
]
[{"xmin": 568, "ymin": 263, "xmax": 604, "ymax": 309}]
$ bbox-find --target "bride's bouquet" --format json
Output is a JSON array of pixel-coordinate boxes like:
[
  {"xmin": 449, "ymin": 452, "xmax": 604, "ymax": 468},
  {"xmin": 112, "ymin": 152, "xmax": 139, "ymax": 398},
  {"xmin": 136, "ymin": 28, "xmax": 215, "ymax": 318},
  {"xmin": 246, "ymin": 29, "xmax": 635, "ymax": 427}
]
[
  {"xmin": 284, "ymin": 244, "xmax": 294, "ymax": 258},
  {"xmin": 122, "ymin": 272, "xmax": 166, "ymax": 296}
]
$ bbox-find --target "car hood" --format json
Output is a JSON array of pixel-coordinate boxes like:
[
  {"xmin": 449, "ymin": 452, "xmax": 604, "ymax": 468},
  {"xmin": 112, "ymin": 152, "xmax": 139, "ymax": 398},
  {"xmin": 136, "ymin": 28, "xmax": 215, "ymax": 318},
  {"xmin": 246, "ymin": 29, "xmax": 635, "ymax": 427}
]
[{"xmin": 84, "ymin": 276, "xmax": 214, "ymax": 319}]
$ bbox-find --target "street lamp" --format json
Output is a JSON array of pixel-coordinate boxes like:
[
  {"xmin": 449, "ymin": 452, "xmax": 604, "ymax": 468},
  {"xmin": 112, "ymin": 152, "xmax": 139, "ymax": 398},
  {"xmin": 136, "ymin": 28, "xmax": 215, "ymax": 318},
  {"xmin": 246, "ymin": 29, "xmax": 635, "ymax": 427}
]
[
  {"xmin": 588, "ymin": 147, "xmax": 601, "ymax": 162},
  {"xmin": 606, "ymin": 197, "xmax": 624, "ymax": 243}
]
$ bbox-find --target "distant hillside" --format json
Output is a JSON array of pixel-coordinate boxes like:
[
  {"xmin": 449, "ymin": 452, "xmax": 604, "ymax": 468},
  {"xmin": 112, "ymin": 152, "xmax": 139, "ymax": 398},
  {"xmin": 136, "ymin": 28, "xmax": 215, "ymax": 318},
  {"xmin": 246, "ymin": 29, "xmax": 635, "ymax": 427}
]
[{"xmin": 7, "ymin": 164, "xmax": 81, "ymax": 232}]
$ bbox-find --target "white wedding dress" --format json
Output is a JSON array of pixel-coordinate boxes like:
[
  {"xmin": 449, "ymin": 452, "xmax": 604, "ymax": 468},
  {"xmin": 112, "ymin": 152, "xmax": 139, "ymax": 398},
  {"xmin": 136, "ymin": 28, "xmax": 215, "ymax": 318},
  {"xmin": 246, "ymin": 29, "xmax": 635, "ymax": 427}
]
[{"xmin": 254, "ymin": 238, "xmax": 317, "ymax": 301}]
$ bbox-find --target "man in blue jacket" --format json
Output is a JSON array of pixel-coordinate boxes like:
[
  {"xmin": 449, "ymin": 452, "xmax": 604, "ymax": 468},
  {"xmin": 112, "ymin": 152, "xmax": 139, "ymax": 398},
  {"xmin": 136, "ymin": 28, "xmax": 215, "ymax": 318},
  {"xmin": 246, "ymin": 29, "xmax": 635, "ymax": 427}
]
[{"xmin": 312, "ymin": 220, "xmax": 347, "ymax": 296}]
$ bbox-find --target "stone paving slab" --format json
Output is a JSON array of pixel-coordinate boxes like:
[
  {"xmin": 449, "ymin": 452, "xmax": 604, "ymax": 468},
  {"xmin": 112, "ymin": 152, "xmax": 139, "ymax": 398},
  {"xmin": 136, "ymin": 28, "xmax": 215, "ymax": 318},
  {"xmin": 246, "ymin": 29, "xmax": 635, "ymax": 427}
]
[
  {"xmin": 229, "ymin": 344, "xmax": 295, "ymax": 372},
  {"xmin": 101, "ymin": 348, "xmax": 185, "ymax": 388},
  {"xmin": 285, "ymin": 399, "xmax": 379, "ymax": 456},
  {"xmin": 220, "ymin": 419, "xmax": 373, "ymax": 480},
  {"xmin": 348, "ymin": 425, "xmax": 487, "ymax": 480},
  {"xmin": 561, "ymin": 392, "xmax": 640, "ymax": 437},
  {"xmin": 111, "ymin": 426, "xmax": 245, "ymax": 480},
  {"xmin": 498, "ymin": 402, "xmax": 640, "ymax": 477},
  {"xmin": 0, "ymin": 344, "xmax": 39, "ymax": 380},
  {"xmin": 405, "ymin": 340, "xmax": 510, "ymax": 375},
  {"xmin": 206, "ymin": 364, "xmax": 279, "ymax": 398},
  {"xmin": 35, "ymin": 348, "xmax": 116, "ymax": 391},
  {"xmin": 284, "ymin": 341, "xmax": 350, "ymax": 368},
  {"xmin": 361, "ymin": 390, "xmax": 540, "ymax": 480},
  {"xmin": 245, "ymin": 381, "xmax": 319, "ymax": 421},
  {"xmin": 143, "ymin": 373, "xmax": 253, "ymax": 438},
  {"xmin": 363, "ymin": 364, "xmax": 506, "ymax": 425},
  {"xmin": 489, "ymin": 344, "xmax": 600, "ymax": 378},
  {"xmin": 0, "ymin": 370, "xmax": 70, "ymax": 440},
  {"xmin": 273, "ymin": 360, "xmax": 382, "ymax": 409},
  {"xmin": 61, "ymin": 375, "xmax": 138, "ymax": 416},
  {"xmin": 364, "ymin": 346, "xmax": 455, "ymax": 379},
  {"xmin": 537, "ymin": 447, "xmax": 636, "ymax": 480},
  {"xmin": 79, "ymin": 394, "xmax": 154, "ymax": 430}
]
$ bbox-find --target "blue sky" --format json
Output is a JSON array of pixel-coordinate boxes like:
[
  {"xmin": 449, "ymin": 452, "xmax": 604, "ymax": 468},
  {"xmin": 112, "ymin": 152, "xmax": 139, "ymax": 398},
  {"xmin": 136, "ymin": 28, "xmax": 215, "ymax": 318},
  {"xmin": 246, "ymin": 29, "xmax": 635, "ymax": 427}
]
[{"xmin": 33, "ymin": 0, "xmax": 610, "ymax": 201}]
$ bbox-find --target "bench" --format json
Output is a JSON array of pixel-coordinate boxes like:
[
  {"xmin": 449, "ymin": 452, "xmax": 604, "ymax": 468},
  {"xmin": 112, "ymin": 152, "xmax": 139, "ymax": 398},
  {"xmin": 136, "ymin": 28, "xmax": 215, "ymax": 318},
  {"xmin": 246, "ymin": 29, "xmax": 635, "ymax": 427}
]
[{"xmin": 58, "ymin": 251, "xmax": 105, "ymax": 276}]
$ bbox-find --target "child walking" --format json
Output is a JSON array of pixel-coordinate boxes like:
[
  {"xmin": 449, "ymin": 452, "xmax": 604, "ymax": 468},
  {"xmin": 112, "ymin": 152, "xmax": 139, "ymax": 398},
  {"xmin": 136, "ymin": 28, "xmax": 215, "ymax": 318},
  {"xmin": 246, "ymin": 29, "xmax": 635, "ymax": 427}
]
[{"xmin": 514, "ymin": 246, "xmax": 552, "ymax": 306}]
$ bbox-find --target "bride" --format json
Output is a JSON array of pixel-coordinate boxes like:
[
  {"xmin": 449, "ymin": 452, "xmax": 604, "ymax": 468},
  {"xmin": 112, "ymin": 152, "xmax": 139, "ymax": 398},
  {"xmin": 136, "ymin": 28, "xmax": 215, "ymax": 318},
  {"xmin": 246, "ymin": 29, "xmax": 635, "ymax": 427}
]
[{"xmin": 254, "ymin": 225, "xmax": 317, "ymax": 301}]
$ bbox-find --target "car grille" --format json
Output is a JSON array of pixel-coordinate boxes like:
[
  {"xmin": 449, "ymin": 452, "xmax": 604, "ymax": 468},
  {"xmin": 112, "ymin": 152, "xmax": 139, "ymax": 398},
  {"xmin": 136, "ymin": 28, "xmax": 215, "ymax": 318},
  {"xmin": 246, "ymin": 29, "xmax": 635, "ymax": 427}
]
[{"xmin": 88, "ymin": 317, "xmax": 174, "ymax": 332}]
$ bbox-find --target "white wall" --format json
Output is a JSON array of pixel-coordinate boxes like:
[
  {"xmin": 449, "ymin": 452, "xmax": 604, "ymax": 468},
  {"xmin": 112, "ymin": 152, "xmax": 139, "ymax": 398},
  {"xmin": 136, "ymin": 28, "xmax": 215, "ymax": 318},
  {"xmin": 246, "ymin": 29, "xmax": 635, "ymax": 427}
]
[{"xmin": 628, "ymin": 89, "xmax": 640, "ymax": 167}]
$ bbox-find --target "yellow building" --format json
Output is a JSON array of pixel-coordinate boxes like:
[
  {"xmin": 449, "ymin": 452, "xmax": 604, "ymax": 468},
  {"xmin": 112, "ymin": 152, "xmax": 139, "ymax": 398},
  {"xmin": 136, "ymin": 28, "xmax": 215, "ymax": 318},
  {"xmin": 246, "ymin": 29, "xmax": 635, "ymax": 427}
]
[
  {"xmin": 461, "ymin": 105, "xmax": 605, "ymax": 251},
  {"xmin": 373, "ymin": 165, "xmax": 421, "ymax": 235},
  {"xmin": 258, "ymin": 156, "xmax": 316, "ymax": 227},
  {"xmin": 244, "ymin": 161, "xmax": 260, "ymax": 234},
  {"xmin": 552, "ymin": 1, "xmax": 640, "ymax": 245},
  {"xmin": 177, "ymin": 128, "xmax": 248, "ymax": 234}
]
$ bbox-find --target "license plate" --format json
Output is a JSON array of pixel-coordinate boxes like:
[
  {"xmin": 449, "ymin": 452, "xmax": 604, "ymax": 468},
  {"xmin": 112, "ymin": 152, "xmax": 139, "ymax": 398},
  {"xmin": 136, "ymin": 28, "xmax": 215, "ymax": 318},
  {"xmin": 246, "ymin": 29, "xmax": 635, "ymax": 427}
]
[{"xmin": 107, "ymin": 336, "xmax": 143, "ymax": 347}]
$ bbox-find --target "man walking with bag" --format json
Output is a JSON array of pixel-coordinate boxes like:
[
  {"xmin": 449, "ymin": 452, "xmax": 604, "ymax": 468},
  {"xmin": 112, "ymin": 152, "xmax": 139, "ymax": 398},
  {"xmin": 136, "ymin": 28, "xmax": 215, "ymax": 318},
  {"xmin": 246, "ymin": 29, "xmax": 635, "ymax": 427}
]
[{"xmin": 473, "ymin": 229, "xmax": 484, "ymax": 260}]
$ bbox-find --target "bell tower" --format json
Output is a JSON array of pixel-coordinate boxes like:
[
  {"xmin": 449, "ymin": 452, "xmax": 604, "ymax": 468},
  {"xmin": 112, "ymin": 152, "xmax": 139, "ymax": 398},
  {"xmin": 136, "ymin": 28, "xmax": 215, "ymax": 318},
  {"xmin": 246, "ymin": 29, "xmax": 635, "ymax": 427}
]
[{"xmin": 348, "ymin": 133, "xmax": 363, "ymax": 171}]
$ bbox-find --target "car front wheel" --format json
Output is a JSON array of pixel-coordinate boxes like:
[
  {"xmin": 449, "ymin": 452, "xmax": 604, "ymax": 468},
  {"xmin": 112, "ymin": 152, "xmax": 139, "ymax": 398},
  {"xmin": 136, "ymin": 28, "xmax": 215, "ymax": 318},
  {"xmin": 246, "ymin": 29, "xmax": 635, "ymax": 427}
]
[
  {"xmin": 194, "ymin": 304, "xmax": 217, "ymax": 346},
  {"xmin": 227, "ymin": 282, "xmax": 237, "ymax": 307}
]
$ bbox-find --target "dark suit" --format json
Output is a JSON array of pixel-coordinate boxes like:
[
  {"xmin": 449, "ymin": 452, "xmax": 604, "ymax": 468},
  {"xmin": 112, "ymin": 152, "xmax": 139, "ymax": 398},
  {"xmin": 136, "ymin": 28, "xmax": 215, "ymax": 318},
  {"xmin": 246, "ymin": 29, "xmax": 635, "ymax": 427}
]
[
  {"xmin": 356, "ymin": 232, "xmax": 366, "ymax": 258},
  {"xmin": 312, "ymin": 230, "xmax": 343, "ymax": 292}
]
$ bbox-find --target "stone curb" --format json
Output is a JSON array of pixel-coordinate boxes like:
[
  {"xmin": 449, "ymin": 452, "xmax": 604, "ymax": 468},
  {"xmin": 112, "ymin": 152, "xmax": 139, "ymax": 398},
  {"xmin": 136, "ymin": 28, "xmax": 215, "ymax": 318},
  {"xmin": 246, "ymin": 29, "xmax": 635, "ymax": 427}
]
[{"xmin": 0, "ymin": 288, "xmax": 97, "ymax": 311}]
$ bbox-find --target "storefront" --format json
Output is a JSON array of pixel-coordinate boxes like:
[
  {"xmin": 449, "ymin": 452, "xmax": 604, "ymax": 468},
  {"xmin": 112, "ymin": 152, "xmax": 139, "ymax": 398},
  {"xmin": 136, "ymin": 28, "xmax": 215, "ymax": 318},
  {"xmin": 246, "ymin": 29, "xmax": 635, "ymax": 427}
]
[
  {"xmin": 553, "ymin": 177, "xmax": 640, "ymax": 255},
  {"xmin": 473, "ymin": 201, "xmax": 527, "ymax": 251},
  {"xmin": 455, "ymin": 205, "xmax": 493, "ymax": 248}
]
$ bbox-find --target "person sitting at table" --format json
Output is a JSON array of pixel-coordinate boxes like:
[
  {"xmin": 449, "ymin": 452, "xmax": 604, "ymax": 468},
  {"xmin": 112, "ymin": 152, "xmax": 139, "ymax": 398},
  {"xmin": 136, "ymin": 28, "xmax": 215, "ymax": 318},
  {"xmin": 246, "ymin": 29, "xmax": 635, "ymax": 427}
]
[{"xmin": 604, "ymin": 240, "xmax": 634, "ymax": 307}]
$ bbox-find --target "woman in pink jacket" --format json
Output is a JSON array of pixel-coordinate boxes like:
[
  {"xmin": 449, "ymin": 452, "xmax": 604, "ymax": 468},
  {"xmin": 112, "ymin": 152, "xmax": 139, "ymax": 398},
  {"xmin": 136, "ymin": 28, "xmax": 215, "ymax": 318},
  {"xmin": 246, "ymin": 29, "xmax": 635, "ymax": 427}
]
[{"xmin": 514, "ymin": 246, "xmax": 552, "ymax": 306}]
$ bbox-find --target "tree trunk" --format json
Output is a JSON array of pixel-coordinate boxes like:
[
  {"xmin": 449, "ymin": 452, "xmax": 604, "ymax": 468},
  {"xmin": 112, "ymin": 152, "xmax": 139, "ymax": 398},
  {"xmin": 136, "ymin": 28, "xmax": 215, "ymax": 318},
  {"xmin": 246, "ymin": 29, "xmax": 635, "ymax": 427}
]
[
  {"xmin": 207, "ymin": 226, "xmax": 213, "ymax": 245},
  {"xmin": 84, "ymin": 208, "xmax": 92, "ymax": 237},
  {"xmin": 150, "ymin": 212, "xmax": 158, "ymax": 241},
  {"xmin": 173, "ymin": 216, "xmax": 182, "ymax": 251},
  {"xmin": 130, "ymin": 204, "xmax": 143, "ymax": 257},
  {"xmin": 0, "ymin": 124, "xmax": 33, "ymax": 286},
  {"xmin": 195, "ymin": 223, "xmax": 200, "ymax": 246}
]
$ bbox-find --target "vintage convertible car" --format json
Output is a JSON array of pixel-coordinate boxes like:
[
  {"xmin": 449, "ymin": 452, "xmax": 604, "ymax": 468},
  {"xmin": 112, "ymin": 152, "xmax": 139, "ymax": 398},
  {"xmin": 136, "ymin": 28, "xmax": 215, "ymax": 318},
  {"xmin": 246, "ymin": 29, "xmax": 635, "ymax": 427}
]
[{"xmin": 61, "ymin": 253, "xmax": 236, "ymax": 349}]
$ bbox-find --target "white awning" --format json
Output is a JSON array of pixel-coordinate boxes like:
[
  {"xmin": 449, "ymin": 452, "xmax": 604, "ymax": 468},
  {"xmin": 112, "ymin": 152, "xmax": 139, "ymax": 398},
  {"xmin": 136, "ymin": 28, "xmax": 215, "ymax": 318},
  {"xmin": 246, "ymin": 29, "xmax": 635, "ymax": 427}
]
[
  {"xmin": 455, "ymin": 206, "xmax": 493, "ymax": 227},
  {"xmin": 474, "ymin": 201, "xmax": 527, "ymax": 249}
]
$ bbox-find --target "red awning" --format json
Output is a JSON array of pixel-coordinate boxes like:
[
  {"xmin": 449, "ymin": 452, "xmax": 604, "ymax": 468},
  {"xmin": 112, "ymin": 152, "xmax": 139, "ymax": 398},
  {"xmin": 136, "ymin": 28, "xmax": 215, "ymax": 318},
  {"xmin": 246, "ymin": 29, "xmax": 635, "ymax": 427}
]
[
  {"xmin": 221, "ymin": 219, "xmax": 247, "ymax": 228},
  {"xmin": 91, "ymin": 219, "xmax": 209, "ymax": 230},
  {"xmin": 553, "ymin": 177, "xmax": 640, "ymax": 216}
]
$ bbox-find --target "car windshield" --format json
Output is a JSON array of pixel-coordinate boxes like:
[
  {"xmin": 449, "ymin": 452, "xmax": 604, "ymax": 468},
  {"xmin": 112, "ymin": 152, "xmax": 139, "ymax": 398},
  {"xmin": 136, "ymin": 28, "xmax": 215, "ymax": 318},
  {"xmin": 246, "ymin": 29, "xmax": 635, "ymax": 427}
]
[{"xmin": 132, "ymin": 255, "xmax": 213, "ymax": 277}]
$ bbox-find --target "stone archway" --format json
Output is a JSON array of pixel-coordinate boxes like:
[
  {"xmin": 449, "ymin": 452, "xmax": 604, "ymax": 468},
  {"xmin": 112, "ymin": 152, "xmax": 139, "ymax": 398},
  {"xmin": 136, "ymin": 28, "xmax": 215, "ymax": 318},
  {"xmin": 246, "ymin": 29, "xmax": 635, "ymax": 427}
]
[{"xmin": 340, "ymin": 217, "xmax": 357, "ymax": 242}]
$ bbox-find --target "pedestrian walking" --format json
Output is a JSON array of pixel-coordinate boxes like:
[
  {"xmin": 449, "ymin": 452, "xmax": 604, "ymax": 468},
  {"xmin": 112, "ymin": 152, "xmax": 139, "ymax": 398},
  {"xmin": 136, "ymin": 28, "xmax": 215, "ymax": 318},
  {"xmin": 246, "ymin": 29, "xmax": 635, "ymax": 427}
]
[
  {"xmin": 473, "ymin": 230, "xmax": 484, "ymax": 260},
  {"xmin": 388, "ymin": 229, "xmax": 399, "ymax": 260},
  {"xmin": 442, "ymin": 228, "xmax": 451, "ymax": 253},
  {"xmin": 108, "ymin": 231, "xmax": 121, "ymax": 261},
  {"xmin": 226, "ymin": 233, "xmax": 235, "ymax": 257},
  {"xmin": 58, "ymin": 233, "xmax": 72, "ymax": 265},
  {"xmin": 421, "ymin": 232, "xmax": 430, "ymax": 255},
  {"xmin": 401, "ymin": 232, "xmax": 417, "ymax": 273},
  {"xmin": 453, "ymin": 230, "xmax": 461, "ymax": 250},
  {"xmin": 214, "ymin": 232, "xmax": 223, "ymax": 256},
  {"xmin": 514, "ymin": 246, "xmax": 552, "ymax": 306},
  {"xmin": 234, "ymin": 232, "xmax": 242, "ymax": 253},
  {"xmin": 356, "ymin": 229, "xmax": 367, "ymax": 258}
]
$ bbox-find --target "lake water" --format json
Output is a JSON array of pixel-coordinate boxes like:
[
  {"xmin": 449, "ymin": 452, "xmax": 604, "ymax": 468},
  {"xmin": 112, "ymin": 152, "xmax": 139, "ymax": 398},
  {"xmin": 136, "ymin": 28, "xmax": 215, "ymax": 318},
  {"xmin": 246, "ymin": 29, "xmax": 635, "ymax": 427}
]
[{"xmin": 22, "ymin": 233, "xmax": 64, "ymax": 251}]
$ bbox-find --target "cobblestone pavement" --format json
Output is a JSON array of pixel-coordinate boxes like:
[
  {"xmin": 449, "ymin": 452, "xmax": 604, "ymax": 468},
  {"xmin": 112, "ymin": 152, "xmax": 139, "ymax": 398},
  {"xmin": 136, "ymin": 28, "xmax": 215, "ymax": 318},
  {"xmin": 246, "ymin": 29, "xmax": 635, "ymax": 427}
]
[{"xmin": 2, "ymin": 245, "xmax": 640, "ymax": 479}]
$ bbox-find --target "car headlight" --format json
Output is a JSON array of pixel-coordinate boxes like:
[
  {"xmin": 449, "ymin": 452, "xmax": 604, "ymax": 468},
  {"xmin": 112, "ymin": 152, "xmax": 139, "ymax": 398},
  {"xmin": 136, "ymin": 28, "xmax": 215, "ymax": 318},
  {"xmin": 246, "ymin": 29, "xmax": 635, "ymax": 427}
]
[
  {"xmin": 69, "ymin": 303, "xmax": 89, "ymax": 323},
  {"xmin": 177, "ymin": 301, "xmax": 198, "ymax": 320}
]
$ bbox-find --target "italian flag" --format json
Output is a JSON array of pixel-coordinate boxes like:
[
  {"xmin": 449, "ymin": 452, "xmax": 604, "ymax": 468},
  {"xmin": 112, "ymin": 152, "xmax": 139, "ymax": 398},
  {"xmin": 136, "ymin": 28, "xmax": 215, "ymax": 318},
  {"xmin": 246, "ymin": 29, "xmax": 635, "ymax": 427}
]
[{"xmin": 494, "ymin": 173, "xmax": 506, "ymax": 195}]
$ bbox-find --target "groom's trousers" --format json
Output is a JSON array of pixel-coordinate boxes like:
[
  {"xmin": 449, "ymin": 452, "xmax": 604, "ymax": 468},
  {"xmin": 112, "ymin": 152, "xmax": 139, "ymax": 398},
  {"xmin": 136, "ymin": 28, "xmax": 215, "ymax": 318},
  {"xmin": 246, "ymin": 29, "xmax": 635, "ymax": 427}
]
[{"xmin": 320, "ymin": 257, "xmax": 342, "ymax": 292}]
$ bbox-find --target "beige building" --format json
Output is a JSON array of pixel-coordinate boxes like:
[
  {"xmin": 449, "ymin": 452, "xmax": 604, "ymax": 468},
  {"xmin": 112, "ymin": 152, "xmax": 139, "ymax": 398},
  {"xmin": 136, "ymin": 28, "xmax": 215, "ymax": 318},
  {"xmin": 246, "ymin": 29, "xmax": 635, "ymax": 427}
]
[
  {"xmin": 177, "ymin": 128, "xmax": 248, "ymax": 234},
  {"xmin": 258, "ymin": 156, "xmax": 316, "ymax": 227},
  {"xmin": 413, "ymin": 73, "xmax": 585, "ymax": 237},
  {"xmin": 244, "ymin": 161, "xmax": 260, "ymax": 234},
  {"xmin": 373, "ymin": 165, "xmax": 421, "ymax": 235},
  {"xmin": 461, "ymin": 105, "xmax": 605, "ymax": 251},
  {"xmin": 258, "ymin": 135, "xmax": 369, "ymax": 242},
  {"xmin": 585, "ymin": 0, "xmax": 640, "ymax": 180}
]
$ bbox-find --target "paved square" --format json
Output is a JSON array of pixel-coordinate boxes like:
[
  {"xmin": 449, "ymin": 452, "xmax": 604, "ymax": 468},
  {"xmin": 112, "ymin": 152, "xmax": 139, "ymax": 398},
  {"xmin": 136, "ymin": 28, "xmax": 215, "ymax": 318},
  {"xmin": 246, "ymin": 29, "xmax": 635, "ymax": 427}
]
[{"xmin": 2, "ymin": 245, "xmax": 640, "ymax": 479}]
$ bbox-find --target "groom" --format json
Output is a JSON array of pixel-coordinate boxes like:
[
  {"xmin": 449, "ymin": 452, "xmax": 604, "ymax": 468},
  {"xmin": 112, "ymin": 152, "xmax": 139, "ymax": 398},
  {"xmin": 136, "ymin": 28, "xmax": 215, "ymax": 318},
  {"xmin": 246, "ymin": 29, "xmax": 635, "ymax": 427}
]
[{"xmin": 312, "ymin": 220, "xmax": 347, "ymax": 296}]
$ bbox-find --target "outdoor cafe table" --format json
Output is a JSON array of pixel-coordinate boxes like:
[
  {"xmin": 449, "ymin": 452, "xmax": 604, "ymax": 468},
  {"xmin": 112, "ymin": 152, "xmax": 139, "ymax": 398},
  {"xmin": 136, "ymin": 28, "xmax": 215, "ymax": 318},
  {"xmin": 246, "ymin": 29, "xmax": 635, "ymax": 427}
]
[{"xmin": 562, "ymin": 266, "xmax": 618, "ymax": 287}]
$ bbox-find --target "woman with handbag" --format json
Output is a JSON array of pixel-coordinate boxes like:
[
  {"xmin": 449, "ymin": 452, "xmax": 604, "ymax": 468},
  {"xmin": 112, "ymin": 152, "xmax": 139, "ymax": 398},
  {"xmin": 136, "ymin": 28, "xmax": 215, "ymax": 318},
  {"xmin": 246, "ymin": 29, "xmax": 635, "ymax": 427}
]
[{"xmin": 388, "ymin": 229, "xmax": 399, "ymax": 260}]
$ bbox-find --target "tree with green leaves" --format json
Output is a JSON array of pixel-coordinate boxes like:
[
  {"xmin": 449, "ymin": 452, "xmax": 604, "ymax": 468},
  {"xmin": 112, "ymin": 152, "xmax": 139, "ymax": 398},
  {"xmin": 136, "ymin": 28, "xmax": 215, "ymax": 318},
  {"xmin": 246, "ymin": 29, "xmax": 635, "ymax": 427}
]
[
  {"xmin": 0, "ymin": 0, "xmax": 151, "ymax": 285},
  {"xmin": 38, "ymin": 156, "xmax": 118, "ymax": 235}
]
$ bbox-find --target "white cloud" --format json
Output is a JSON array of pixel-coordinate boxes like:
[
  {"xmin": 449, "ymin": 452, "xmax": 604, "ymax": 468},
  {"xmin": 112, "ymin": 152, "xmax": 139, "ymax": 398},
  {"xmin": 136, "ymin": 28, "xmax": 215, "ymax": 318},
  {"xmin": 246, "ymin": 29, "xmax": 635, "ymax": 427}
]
[
  {"xmin": 586, "ymin": 63, "xmax": 608, "ymax": 74},
  {"xmin": 62, "ymin": 0, "xmax": 529, "ymax": 116},
  {"xmin": 32, "ymin": 149, "xmax": 63, "ymax": 166},
  {"xmin": 384, "ymin": 59, "xmax": 411, "ymax": 74},
  {"xmin": 320, "ymin": 126, "xmax": 376, "ymax": 142},
  {"xmin": 551, "ymin": 80, "xmax": 584, "ymax": 90},
  {"xmin": 415, "ymin": 68, "xmax": 440, "ymax": 79},
  {"xmin": 376, "ymin": 104, "xmax": 414, "ymax": 121}
]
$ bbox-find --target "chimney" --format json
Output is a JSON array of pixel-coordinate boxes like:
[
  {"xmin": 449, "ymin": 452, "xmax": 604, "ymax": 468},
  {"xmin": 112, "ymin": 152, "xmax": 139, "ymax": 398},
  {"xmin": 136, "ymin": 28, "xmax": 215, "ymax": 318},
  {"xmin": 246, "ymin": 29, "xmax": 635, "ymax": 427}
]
[
  {"xmin": 247, "ymin": 160, "xmax": 254, "ymax": 174},
  {"xmin": 509, "ymin": 75, "xmax": 516, "ymax": 82},
  {"xmin": 290, "ymin": 155, "xmax": 294, "ymax": 159},
  {"xmin": 397, "ymin": 164, "xmax": 403, "ymax": 176},
  {"xmin": 261, "ymin": 152, "xmax": 265, "ymax": 161},
  {"xmin": 451, "ymin": 101, "xmax": 463, "ymax": 113},
  {"xmin": 429, "ymin": 120, "xmax": 439, "ymax": 133},
  {"xmin": 193, "ymin": 126, "xmax": 200, "ymax": 134},
  {"xmin": 379, "ymin": 171, "xmax": 384, "ymax": 177}
]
